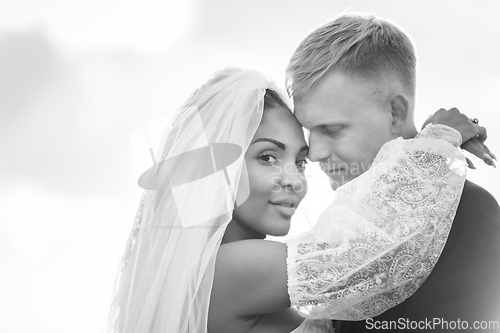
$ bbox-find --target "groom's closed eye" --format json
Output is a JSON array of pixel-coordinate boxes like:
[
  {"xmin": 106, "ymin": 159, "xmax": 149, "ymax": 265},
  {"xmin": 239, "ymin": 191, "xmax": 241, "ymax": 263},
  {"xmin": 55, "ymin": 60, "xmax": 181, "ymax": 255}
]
[
  {"xmin": 324, "ymin": 124, "xmax": 344, "ymax": 133},
  {"xmin": 322, "ymin": 125, "xmax": 346, "ymax": 138}
]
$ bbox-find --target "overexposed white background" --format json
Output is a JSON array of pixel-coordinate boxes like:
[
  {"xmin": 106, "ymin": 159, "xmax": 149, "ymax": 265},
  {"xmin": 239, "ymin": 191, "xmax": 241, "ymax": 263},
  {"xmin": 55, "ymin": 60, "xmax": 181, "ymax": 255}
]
[{"xmin": 1, "ymin": 1, "xmax": 499, "ymax": 332}]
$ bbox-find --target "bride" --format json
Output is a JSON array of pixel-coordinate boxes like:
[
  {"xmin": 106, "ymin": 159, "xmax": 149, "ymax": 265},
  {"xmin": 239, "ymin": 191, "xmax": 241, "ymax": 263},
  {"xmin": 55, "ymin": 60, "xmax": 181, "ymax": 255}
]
[{"xmin": 108, "ymin": 67, "xmax": 484, "ymax": 332}]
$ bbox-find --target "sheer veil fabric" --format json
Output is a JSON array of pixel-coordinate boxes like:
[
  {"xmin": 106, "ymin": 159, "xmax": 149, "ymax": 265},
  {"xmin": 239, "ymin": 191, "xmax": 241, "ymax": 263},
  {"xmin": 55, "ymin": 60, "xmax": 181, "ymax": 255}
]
[{"xmin": 108, "ymin": 68, "xmax": 280, "ymax": 332}]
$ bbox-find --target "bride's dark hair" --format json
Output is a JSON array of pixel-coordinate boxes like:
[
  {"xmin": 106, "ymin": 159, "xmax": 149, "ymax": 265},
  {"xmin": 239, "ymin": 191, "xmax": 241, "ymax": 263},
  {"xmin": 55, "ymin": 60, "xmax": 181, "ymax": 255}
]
[{"xmin": 264, "ymin": 88, "xmax": 291, "ymax": 112}]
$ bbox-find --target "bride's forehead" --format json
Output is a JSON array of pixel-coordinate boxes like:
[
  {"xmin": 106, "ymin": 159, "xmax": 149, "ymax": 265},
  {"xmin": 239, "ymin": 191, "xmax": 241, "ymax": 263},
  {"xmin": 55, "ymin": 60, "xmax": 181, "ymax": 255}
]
[
  {"xmin": 259, "ymin": 107, "xmax": 299, "ymax": 130},
  {"xmin": 254, "ymin": 108, "xmax": 305, "ymax": 143},
  {"xmin": 261, "ymin": 104, "xmax": 297, "ymax": 122}
]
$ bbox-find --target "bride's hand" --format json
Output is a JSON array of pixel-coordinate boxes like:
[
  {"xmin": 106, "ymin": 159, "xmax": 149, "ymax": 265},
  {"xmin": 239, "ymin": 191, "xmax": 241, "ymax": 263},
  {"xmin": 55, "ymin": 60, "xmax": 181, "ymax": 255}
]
[
  {"xmin": 462, "ymin": 138, "xmax": 496, "ymax": 168},
  {"xmin": 423, "ymin": 107, "xmax": 496, "ymax": 168}
]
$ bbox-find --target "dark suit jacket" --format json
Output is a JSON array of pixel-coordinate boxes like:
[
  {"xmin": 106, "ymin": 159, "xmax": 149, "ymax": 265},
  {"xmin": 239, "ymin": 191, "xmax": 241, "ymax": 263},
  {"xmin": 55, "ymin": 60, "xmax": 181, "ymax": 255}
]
[{"xmin": 338, "ymin": 180, "xmax": 500, "ymax": 332}]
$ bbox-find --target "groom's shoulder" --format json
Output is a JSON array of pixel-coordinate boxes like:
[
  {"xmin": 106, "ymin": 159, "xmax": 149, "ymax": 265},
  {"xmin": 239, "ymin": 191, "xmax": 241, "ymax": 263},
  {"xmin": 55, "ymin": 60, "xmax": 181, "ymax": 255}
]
[
  {"xmin": 451, "ymin": 179, "xmax": 500, "ymax": 248},
  {"xmin": 462, "ymin": 179, "xmax": 498, "ymax": 203},
  {"xmin": 456, "ymin": 179, "xmax": 500, "ymax": 223},
  {"xmin": 337, "ymin": 180, "xmax": 500, "ymax": 332}
]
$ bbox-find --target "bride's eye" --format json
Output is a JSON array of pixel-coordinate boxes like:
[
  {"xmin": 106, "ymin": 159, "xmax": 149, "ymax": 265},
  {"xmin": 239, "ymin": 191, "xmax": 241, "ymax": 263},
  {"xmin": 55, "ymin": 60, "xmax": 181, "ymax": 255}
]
[{"xmin": 259, "ymin": 154, "xmax": 278, "ymax": 163}]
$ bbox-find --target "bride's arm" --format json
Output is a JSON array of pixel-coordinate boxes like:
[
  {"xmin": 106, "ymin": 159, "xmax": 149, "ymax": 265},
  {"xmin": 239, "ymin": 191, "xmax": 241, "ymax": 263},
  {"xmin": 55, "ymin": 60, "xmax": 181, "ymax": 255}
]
[
  {"xmin": 208, "ymin": 122, "xmax": 472, "ymax": 328},
  {"xmin": 286, "ymin": 124, "xmax": 467, "ymax": 320},
  {"xmin": 209, "ymin": 125, "xmax": 467, "ymax": 323},
  {"xmin": 209, "ymin": 240, "xmax": 303, "ymax": 333},
  {"xmin": 211, "ymin": 240, "xmax": 338, "ymax": 333}
]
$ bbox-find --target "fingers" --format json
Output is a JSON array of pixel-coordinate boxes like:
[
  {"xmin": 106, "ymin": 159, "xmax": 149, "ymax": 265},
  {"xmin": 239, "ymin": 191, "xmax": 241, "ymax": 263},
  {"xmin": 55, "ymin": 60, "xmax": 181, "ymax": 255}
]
[
  {"xmin": 482, "ymin": 141, "xmax": 497, "ymax": 161},
  {"xmin": 465, "ymin": 157, "xmax": 476, "ymax": 170},
  {"xmin": 425, "ymin": 107, "xmax": 496, "ymax": 167},
  {"xmin": 462, "ymin": 141, "xmax": 481, "ymax": 168},
  {"xmin": 472, "ymin": 138, "xmax": 496, "ymax": 167},
  {"xmin": 462, "ymin": 138, "xmax": 496, "ymax": 168}
]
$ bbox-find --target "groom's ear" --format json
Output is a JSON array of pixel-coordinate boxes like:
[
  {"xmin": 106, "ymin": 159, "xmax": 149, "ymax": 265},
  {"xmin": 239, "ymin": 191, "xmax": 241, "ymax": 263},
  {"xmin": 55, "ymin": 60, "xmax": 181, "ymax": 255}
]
[{"xmin": 389, "ymin": 94, "xmax": 409, "ymax": 137}]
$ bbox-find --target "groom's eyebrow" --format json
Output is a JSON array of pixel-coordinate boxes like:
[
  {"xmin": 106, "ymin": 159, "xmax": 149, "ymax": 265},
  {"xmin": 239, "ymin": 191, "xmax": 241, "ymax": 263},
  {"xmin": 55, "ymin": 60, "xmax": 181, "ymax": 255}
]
[{"xmin": 251, "ymin": 138, "xmax": 309, "ymax": 153}]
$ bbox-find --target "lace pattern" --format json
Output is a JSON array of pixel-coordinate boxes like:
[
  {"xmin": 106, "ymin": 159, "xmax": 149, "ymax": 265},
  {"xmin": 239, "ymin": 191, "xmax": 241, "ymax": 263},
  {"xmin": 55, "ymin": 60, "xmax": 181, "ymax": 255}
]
[
  {"xmin": 291, "ymin": 319, "xmax": 335, "ymax": 333},
  {"xmin": 287, "ymin": 124, "xmax": 466, "ymax": 320}
]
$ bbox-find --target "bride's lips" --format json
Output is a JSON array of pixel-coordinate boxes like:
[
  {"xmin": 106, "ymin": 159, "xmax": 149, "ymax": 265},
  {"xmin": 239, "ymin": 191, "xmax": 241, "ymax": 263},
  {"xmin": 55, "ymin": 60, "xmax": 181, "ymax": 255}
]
[
  {"xmin": 270, "ymin": 197, "xmax": 299, "ymax": 217},
  {"xmin": 271, "ymin": 203, "xmax": 296, "ymax": 217}
]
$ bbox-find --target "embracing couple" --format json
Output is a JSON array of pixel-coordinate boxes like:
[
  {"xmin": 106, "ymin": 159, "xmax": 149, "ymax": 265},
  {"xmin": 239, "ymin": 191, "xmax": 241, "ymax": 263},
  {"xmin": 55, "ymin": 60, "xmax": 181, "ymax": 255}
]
[{"xmin": 108, "ymin": 12, "xmax": 500, "ymax": 333}]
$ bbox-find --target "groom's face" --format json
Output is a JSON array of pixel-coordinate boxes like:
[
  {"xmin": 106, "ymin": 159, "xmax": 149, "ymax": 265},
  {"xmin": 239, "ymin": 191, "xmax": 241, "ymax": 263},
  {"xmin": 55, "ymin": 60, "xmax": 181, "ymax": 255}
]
[{"xmin": 294, "ymin": 70, "xmax": 396, "ymax": 189}]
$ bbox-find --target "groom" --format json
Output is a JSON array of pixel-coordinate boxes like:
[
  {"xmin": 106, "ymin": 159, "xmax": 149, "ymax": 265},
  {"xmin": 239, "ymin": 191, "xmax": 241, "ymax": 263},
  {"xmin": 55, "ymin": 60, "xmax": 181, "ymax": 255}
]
[{"xmin": 286, "ymin": 13, "xmax": 500, "ymax": 331}]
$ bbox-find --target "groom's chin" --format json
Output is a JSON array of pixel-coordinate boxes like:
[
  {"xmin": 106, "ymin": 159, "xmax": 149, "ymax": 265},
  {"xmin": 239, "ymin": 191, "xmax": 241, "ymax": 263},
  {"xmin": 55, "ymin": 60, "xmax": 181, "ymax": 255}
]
[
  {"xmin": 328, "ymin": 177, "xmax": 343, "ymax": 190},
  {"xmin": 322, "ymin": 168, "xmax": 355, "ymax": 190},
  {"xmin": 328, "ymin": 174, "xmax": 357, "ymax": 190}
]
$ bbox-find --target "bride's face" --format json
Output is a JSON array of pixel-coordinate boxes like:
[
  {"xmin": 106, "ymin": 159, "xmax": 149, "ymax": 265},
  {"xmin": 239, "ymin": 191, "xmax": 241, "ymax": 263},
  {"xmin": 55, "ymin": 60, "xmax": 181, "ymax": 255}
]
[{"xmin": 232, "ymin": 104, "xmax": 308, "ymax": 238}]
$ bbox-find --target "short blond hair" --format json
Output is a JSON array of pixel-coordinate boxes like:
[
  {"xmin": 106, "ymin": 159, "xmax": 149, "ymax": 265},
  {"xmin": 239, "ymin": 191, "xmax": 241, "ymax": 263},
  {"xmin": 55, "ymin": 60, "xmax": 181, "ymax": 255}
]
[{"xmin": 286, "ymin": 13, "xmax": 417, "ymax": 101}]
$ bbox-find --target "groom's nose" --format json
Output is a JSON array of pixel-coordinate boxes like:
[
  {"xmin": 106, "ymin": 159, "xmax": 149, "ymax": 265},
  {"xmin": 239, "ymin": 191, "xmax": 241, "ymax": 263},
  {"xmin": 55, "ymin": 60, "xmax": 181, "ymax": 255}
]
[{"xmin": 307, "ymin": 130, "xmax": 332, "ymax": 163}]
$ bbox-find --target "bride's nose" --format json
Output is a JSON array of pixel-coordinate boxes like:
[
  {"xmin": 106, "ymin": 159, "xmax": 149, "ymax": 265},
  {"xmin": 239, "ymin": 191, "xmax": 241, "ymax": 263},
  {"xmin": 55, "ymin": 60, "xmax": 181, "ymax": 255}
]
[{"xmin": 277, "ymin": 163, "xmax": 306, "ymax": 194}]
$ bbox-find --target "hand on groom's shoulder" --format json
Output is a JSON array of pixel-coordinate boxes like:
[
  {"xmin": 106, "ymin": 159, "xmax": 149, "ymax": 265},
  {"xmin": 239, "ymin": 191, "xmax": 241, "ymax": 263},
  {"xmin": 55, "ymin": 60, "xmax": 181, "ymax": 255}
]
[{"xmin": 340, "ymin": 180, "xmax": 500, "ymax": 332}]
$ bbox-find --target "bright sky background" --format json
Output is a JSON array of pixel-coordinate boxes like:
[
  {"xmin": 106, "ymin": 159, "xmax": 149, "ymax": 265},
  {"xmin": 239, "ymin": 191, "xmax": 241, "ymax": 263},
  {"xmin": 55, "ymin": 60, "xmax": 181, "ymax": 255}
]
[{"xmin": 1, "ymin": 1, "xmax": 499, "ymax": 332}]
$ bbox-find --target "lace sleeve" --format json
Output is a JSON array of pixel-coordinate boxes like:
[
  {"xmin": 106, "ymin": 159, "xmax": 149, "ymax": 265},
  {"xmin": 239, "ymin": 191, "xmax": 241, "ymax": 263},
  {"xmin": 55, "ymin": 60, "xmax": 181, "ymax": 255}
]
[
  {"xmin": 286, "ymin": 124, "xmax": 467, "ymax": 320},
  {"xmin": 291, "ymin": 319, "xmax": 335, "ymax": 333},
  {"xmin": 416, "ymin": 123, "xmax": 462, "ymax": 147}
]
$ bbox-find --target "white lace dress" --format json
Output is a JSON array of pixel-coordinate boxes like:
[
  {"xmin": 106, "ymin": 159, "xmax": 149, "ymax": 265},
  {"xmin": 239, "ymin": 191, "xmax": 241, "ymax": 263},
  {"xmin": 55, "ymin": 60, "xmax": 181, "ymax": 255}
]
[{"xmin": 287, "ymin": 124, "xmax": 467, "ymax": 331}]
